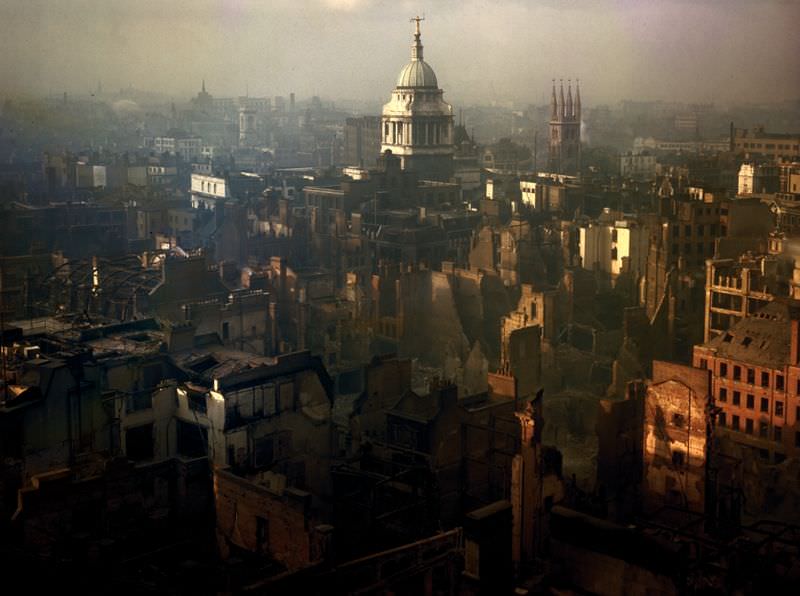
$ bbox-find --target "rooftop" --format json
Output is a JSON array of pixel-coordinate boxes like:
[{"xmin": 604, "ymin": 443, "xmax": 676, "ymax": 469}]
[{"xmin": 702, "ymin": 300, "xmax": 800, "ymax": 369}]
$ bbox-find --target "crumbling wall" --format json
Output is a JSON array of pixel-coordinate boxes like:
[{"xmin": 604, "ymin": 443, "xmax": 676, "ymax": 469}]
[
  {"xmin": 15, "ymin": 457, "xmax": 210, "ymax": 557},
  {"xmin": 400, "ymin": 270, "xmax": 471, "ymax": 369},
  {"xmin": 359, "ymin": 356, "xmax": 412, "ymax": 440},
  {"xmin": 480, "ymin": 273, "xmax": 515, "ymax": 364},
  {"xmin": 642, "ymin": 362, "xmax": 710, "ymax": 513},
  {"xmin": 445, "ymin": 267, "xmax": 516, "ymax": 370},
  {"xmin": 717, "ymin": 436, "xmax": 800, "ymax": 524},
  {"xmin": 608, "ymin": 307, "xmax": 653, "ymax": 398},
  {"xmin": 549, "ymin": 507, "xmax": 681, "ymax": 596},
  {"xmin": 596, "ymin": 382, "xmax": 645, "ymax": 518},
  {"xmin": 468, "ymin": 226, "xmax": 497, "ymax": 272},
  {"xmin": 460, "ymin": 340, "xmax": 489, "ymax": 396},
  {"xmin": 214, "ymin": 467, "xmax": 323, "ymax": 571}
]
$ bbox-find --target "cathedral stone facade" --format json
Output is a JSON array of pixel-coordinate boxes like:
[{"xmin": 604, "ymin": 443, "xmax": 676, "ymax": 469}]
[{"xmin": 381, "ymin": 18, "xmax": 454, "ymax": 182}]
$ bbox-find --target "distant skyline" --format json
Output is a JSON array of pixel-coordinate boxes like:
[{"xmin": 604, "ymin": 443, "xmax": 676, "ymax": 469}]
[{"xmin": 1, "ymin": 0, "xmax": 798, "ymax": 106}]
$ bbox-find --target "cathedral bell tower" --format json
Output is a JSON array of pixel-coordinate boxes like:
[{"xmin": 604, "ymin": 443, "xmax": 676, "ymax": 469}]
[
  {"xmin": 381, "ymin": 17, "xmax": 454, "ymax": 181},
  {"xmin": 547, "ymin": 79, "xmax": 582, "ymax": 176}
]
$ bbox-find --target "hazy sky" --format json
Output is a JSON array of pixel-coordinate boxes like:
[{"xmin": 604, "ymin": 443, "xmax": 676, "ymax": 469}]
[{"xmin": 1, "ymin": 0, "xmax": 798, "ymax": 106}]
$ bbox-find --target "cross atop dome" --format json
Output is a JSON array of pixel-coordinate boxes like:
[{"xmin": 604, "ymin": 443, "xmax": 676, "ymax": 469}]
[
  {"xmin": 410, "ymin": 15, "xmax": 425, "ymax": 61},
  {"xmin": 382, "ymin": 16, "xmax": 453, "ymax": 181},
  {"xmin": 411, "ymin": 14, "xmax": 424, "ymax": 34}
]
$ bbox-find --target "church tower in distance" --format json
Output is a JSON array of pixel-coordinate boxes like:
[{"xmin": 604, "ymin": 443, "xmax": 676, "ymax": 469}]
[{"xmin": 547, "ymin": 79, "xmax": 581, "ymax": 176}]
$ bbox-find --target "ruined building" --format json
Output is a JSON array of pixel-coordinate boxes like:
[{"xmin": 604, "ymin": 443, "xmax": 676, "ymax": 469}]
[
  {"xmin": 642, "ymin": 360, "xmax": 712, "ymax": 513},
  {"xmin": 694, "ymin": 300, "xmax": 800, "ymax": 463}
]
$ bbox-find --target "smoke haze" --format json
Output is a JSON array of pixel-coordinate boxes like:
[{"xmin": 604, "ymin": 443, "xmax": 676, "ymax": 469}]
[{"xmin": 1, "ymin": 0, "xmax": 798, "ymax": 104}]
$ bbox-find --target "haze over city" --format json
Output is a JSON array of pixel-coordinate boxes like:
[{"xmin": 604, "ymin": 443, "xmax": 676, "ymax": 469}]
[
  {"xmin": 2, "ymin": 0, "xmax": 799, "ymax": 104},
  {"xmin": 2, "ymin": 1, "xmax": 800, "ymax": 593}
]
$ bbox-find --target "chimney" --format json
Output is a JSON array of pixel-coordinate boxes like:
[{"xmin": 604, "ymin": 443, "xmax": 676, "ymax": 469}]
[
  {"xmin": 729, "ymin": 121, "xmax": 735, "ymax": 152},
  {"xmin": 166, "ymin": 322, "xmax": 196, "ymax": 353},
  {"xmin": 439, "ymin": 381, "xmax": 458, "ymax": 410}
]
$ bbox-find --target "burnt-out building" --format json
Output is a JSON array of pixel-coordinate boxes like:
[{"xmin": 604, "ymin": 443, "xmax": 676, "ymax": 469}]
[
  {"xmin": 703, "ymin": 252, "xmax": 793, "ymax": 342},
  {"xmin": 693, "ymin": 299, "xmax": 800, "ymax": 463},
  {"xmin": 642, "ymin": 360, "xmax": 711, "ymax": 513},
  {"xmin": 0, "ymin": 202, "xmax": 129, "ymax": 260}
]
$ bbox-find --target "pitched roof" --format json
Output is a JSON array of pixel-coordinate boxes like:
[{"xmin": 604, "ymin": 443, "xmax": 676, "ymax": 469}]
[
  {"xmin": 703, "ymin": 300, "xmax": 799, "ymax": 369},
  {"xmin": 389, "ymin": 388, "xmax": 439, "ymax": 423}
]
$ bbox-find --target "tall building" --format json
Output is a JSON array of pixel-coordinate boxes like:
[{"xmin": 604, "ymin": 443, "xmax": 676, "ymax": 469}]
[
  {"xmin": 731, "ymin": 126, "xmax": 800, "ymax": 161},
  {"xmin": 381, "ymin": 17, "xmax": 454, "ymax": 182},
  {"xmin": 737, "ymin": 162, "xmax": 779, "ymax": 195},
  {"xmin": 344, "ymin": 116, "xmax": 381, "ymax": 168},
  {"xmin": 239, "ymin": 105, "xmax": 257, "ymax": 147},
  {"xmin": 547, "ymin": 80, "xmax": 581, "ymax": 176},
  {"xmin": 693, "ymin": 300, "xmax": 800, "ymax": 463},
  {"xmin": 191, "ymin": 79, "xmax": 214, "ymax": 113}
]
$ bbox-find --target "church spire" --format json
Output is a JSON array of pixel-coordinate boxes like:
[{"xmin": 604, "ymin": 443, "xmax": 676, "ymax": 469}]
[
  {"xmin": 202, "ymin": 79, "xmax": 206, "ymax": 93},
  {"xmin": 550, "ymin": 80, "xmax": 558, "ymax": 121},
  {"xmin": 575, "ymin": 79, "xmax": 581, "ymax": 120},
  {"xmin": 411, "ymin": 15, "xmax": 425, "ymax": 61},
  {"xmin": 559, "ymin": 79, "xmax": 565, "ymax": 120},
  {"xmin": 566, "ymin": 79, "xmax": 574, "ymax": 121}
]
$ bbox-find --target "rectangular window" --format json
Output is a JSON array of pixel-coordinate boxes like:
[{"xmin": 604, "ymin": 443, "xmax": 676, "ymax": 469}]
[
  {"xmin": 254, "ymin": 436, "xmax": 274, "ymax": 468},
  {"xmin": 774, "ymin": 426, "xmax": 782, "ymax": 442},
  {"xmin": 761, "ymin": 371, "xmax": 769, "ymax": 387},
  {"xmin": 761, "ymin": 397, "xmax": 769, "ymax": 412},
  {"xmin": 745, "ymin": 419, "xmax": 753, "ymax": 434},
  {"xmin": 776, "ymin": 374, "xmax": 784, "ymax": 391},
  {"xmin": 672, "ymin": 450, "xmax": 685, "ymax": 467},
  {"xmin": 176, "ymin": 420, "xmax": 207, "ymax": 458},
  {"xmin": 126, "ymin": 424, "xmax": 155, "ymax": 461},
  {"xmin": 256, "ymin": 517, "xmax": 269, "ymax": 551},
  {"xmin": 747, "ymin": 369, "xmax": 755, "ymax": 384},
  {"xmin": 187, "ymin": 392, "xmax": 207, "ymax": 413},
  {"xmin": 733, "ymin": 391, "xmax": 741, "ymax": 406},
  {"xmin": 775, "ymin": 401, "xmax": 784, "ymax": 417},
  {"xmin": 718, "ymin": 412, "xmax": 726, "ymax": 427},
  {"xmin": 699, "ymin": 358, "xmax": 708, "ymax": 370},
  {"xmin": 746, "ymin": 394, "xmax": 754, "ymax": 409},
  {"xmin": 719, "ymin": 388, "xmax": 727, "ymax": 402},
  {"xmin": 720, "ymin": 363, "xmax": 728, "ymax": 377},
  {"xmin": 733, "ymin": 365, "xmax": 741, "ymax": 381},
  {"xmin": 732, "ymin": 415, "xmax": 740, "ymax": 431},
  {"xmin": 760, "ymin": 422, "xmax": 769, "ymax": 438}
]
